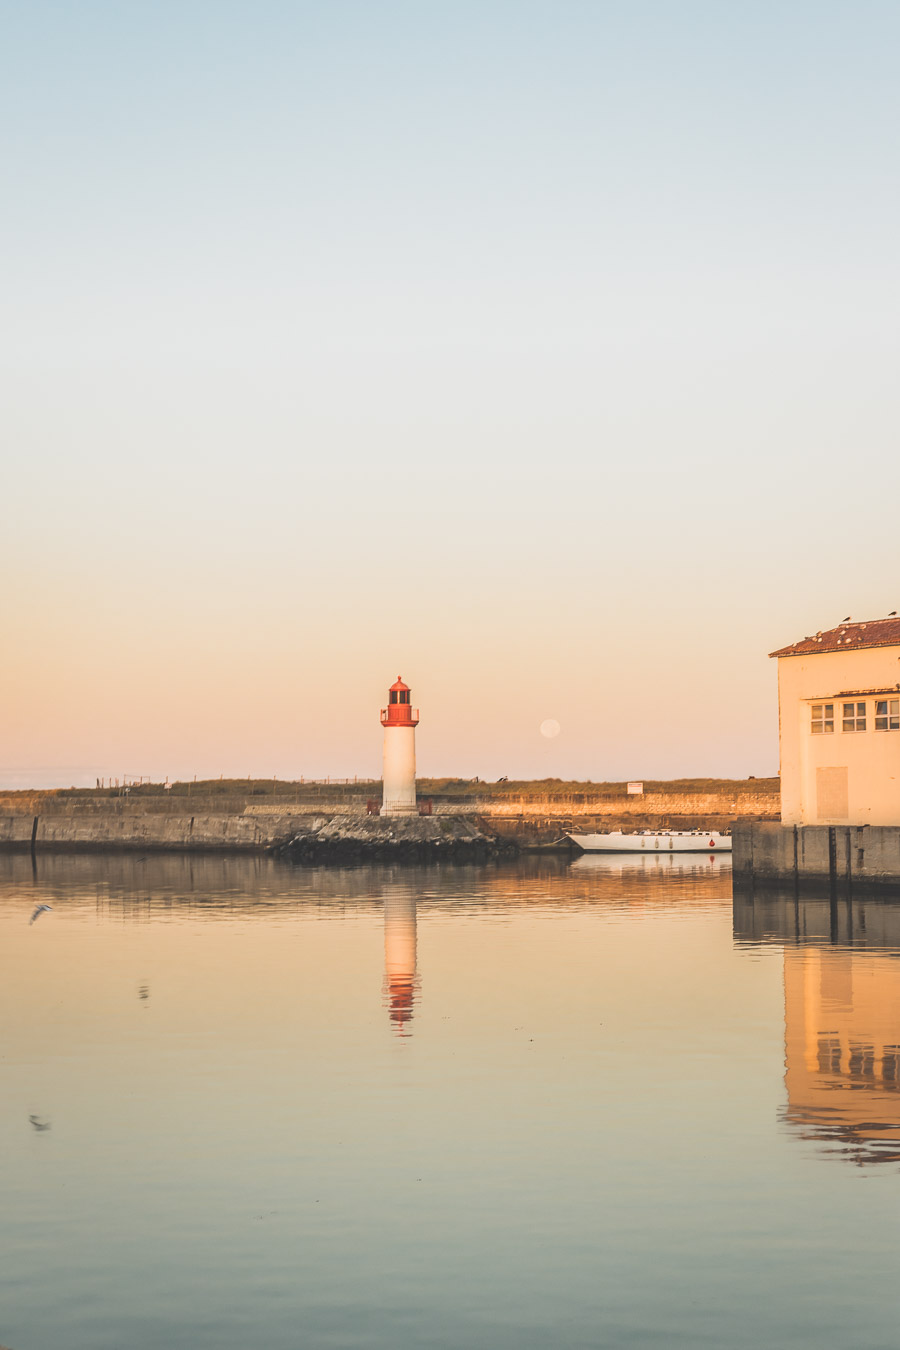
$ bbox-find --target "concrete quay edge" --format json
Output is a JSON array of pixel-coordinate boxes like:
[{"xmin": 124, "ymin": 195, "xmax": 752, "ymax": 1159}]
[{"xmin": 733, "ymin": 821, "xmax": 900, "ymax": 891}]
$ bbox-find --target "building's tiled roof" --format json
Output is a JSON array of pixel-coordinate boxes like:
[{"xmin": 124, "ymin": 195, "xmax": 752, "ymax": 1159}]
[{"xmin": 770, "ymin": 617, "xmax": 900, "ymax": 658}]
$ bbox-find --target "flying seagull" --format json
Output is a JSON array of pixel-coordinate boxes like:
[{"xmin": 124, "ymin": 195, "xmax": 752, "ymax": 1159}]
[
  {"xmin": 29, "ymin": 904, "xmax": 52, "ymax": 925},
  {"xmin": 28, "ymin": 1114, "xmax": 51, "ymax": 1131}
]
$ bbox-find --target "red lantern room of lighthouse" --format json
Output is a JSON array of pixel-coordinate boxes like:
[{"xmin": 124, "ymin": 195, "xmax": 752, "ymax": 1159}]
[{"xmin": 380, "ymin": 677, "xmax": 419, "ymax": 815}]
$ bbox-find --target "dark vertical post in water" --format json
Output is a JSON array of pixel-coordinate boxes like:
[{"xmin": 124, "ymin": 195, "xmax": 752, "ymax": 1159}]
[
  {"xmin": 746, "ymin": 823, "xmax": 754, "ymax": 882},
  {"xmin": 828, "ymin": 825, "xmax": 839, "ymax": 940},
  {"xmin": 791, "ymin": 828, "xmax": 801, "ymax": 938},
  {"xmin": 30, "ymin": 816, "xmax": 38, "ymax": 860}
]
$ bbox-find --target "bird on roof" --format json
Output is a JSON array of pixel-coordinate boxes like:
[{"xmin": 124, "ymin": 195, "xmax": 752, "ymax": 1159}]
[
  {"xmin": 29, "ymin": 904, "xmax": 52, "ymax": 925},
  {"xmin": 840, "ymin": 615, "xmax": 851, "ymax": 623},
  {"xmin": 889, "ymin": 611, "xmax": 897, "ymax": 617}
]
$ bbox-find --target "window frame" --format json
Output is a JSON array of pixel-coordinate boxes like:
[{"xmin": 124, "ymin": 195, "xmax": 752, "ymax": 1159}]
[
  {"xmin": 811, "ymin": 702, "xmax": 835, "ymax": 735},
  {"xmin": 875, "ymin": 698, "xmax": 900, "ymax": 732},
  {"xmin": 842, "ymin": 701, "xmax": 867, "ymax": 733}
]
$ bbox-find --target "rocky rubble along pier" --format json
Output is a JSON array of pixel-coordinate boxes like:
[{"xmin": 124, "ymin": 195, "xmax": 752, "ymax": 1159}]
[{"xmin": 275, "ymin": 815, "xmax": 517, "ymax": 864}]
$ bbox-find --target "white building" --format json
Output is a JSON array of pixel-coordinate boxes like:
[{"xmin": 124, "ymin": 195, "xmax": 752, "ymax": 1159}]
[{"xmin": 771, "ymin": 617, "xmax": 900, "ymax": 826}]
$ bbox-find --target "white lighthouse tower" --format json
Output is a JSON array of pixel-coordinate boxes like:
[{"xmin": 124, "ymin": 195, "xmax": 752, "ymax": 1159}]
[{"xmin": 380, "ymin": 676, "xmax": 419, "ymax": 816}]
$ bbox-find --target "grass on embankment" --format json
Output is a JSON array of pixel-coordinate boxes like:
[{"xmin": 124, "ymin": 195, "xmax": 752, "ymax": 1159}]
[{"xmin": 25, "ymin": 775, "xmax": 779, "ymax": 801}]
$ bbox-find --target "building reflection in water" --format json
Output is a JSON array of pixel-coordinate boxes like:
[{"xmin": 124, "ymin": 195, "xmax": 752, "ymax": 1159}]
[
  {"xmin": 382, "ymin": 888, "xmax": 419, "ymax": 1036},
  {"xmin": 734, "ymin": 888, "xmax": 900, "ymax": 1164}
]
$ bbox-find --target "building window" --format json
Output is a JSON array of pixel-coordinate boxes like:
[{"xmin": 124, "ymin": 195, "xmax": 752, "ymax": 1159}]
[
  {"xmin": 842, "ymin": 702, "xmax": 866, "ymax": 732},
  {"xmin": 811, "ymin": 703, "xmax": 834, "ymax": 734},
  {"xmin": 848, "ymin": 1043, "xmax": 876, "ymax": 1079},
  {"xmin": 883, "ymin": 1047, "xmax": 900, "ymax": 1087},
  {"xmin": 875, "ymin": 698, "xmax": 900, "ymax": 731},
  {"xmin": 817, "ymin": 1035, "xmax": 842, "ymax": 1074}
]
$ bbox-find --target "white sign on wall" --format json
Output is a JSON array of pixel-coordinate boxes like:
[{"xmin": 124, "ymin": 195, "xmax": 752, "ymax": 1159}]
[{"xmin": 627, "ymin": 781, "xmax": 644, "ymax": 795}]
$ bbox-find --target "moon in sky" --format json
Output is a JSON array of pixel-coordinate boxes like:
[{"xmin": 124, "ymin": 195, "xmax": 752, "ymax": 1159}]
[{"xmin": 540, "ymin": 719, "xmax": 561, "ymax": 739}]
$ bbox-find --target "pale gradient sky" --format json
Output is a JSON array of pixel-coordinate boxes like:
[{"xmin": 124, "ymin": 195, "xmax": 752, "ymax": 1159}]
[{"xmin": 3, "ymin": 1, "xmax": 899, "ymax": 787}]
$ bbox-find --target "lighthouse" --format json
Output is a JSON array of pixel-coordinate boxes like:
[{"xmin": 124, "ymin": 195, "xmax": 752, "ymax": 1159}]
[{"xmin": 380, "ymin": 676, "xmax": 419, "ymax": 816}]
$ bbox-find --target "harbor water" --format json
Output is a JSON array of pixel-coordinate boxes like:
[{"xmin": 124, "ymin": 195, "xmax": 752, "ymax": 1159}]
[{"xmin": 2, "ymin": 853, "xmax": 899, "ymax": 1349}]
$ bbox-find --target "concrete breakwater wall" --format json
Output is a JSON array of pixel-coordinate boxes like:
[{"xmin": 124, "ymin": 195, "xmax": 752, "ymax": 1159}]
[
  {"xmin": 460, "ymin": 791, "xmax": 776, "ymax": 842},
  {"xmin": 0, "ymin": 786, "xmax": 779, "ymax": 856},
  {"xmin": 0, "ymin": 804, "xmax": 322, "ymax": 853},
  {"xmin": 733, "ymin": 822, "xmax": 900, "ymax": 890},
  {"xmin": 250, "ymin": 788, "xmax": 778, "ymax": 834},
  {"xmin": 435, "ymin": 791, "xmax": 778, "ymax": 819},
  {"xmin": 0, "ymin": 805, "xmax": 513, "ymax": 861}
]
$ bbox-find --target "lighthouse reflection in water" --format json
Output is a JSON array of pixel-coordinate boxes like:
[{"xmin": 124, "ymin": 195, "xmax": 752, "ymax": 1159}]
[{"xmin": 382, "ymin": 887, "xmax": 419, "ymax": 1034}]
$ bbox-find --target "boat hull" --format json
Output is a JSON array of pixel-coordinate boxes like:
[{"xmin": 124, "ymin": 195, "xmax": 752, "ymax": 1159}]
[{"xmin": 567, "ymin": 831, "xmax": 732, "ymax": 853}]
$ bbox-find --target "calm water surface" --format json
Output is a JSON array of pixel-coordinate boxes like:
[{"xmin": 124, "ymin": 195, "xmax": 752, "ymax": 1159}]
[{"xmin": 2, "ymin": 853, "xmax": 900, "ymax": 1349}]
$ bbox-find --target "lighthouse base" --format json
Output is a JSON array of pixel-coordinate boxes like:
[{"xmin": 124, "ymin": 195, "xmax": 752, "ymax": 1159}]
[{"xmin": 380, "ymin": 801, "xmax": 419, "ymax": 817}]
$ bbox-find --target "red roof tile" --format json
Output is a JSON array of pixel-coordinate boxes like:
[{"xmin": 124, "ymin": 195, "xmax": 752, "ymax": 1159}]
[{"xmin": 770, "ymin": 617, "xmax": 900, "ymax": 658}]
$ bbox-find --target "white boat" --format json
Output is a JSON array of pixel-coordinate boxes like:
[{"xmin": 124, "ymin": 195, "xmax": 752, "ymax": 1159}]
[{"xmin": 566, "ymin": 829, "xmax": 732, "ymax": 854}]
